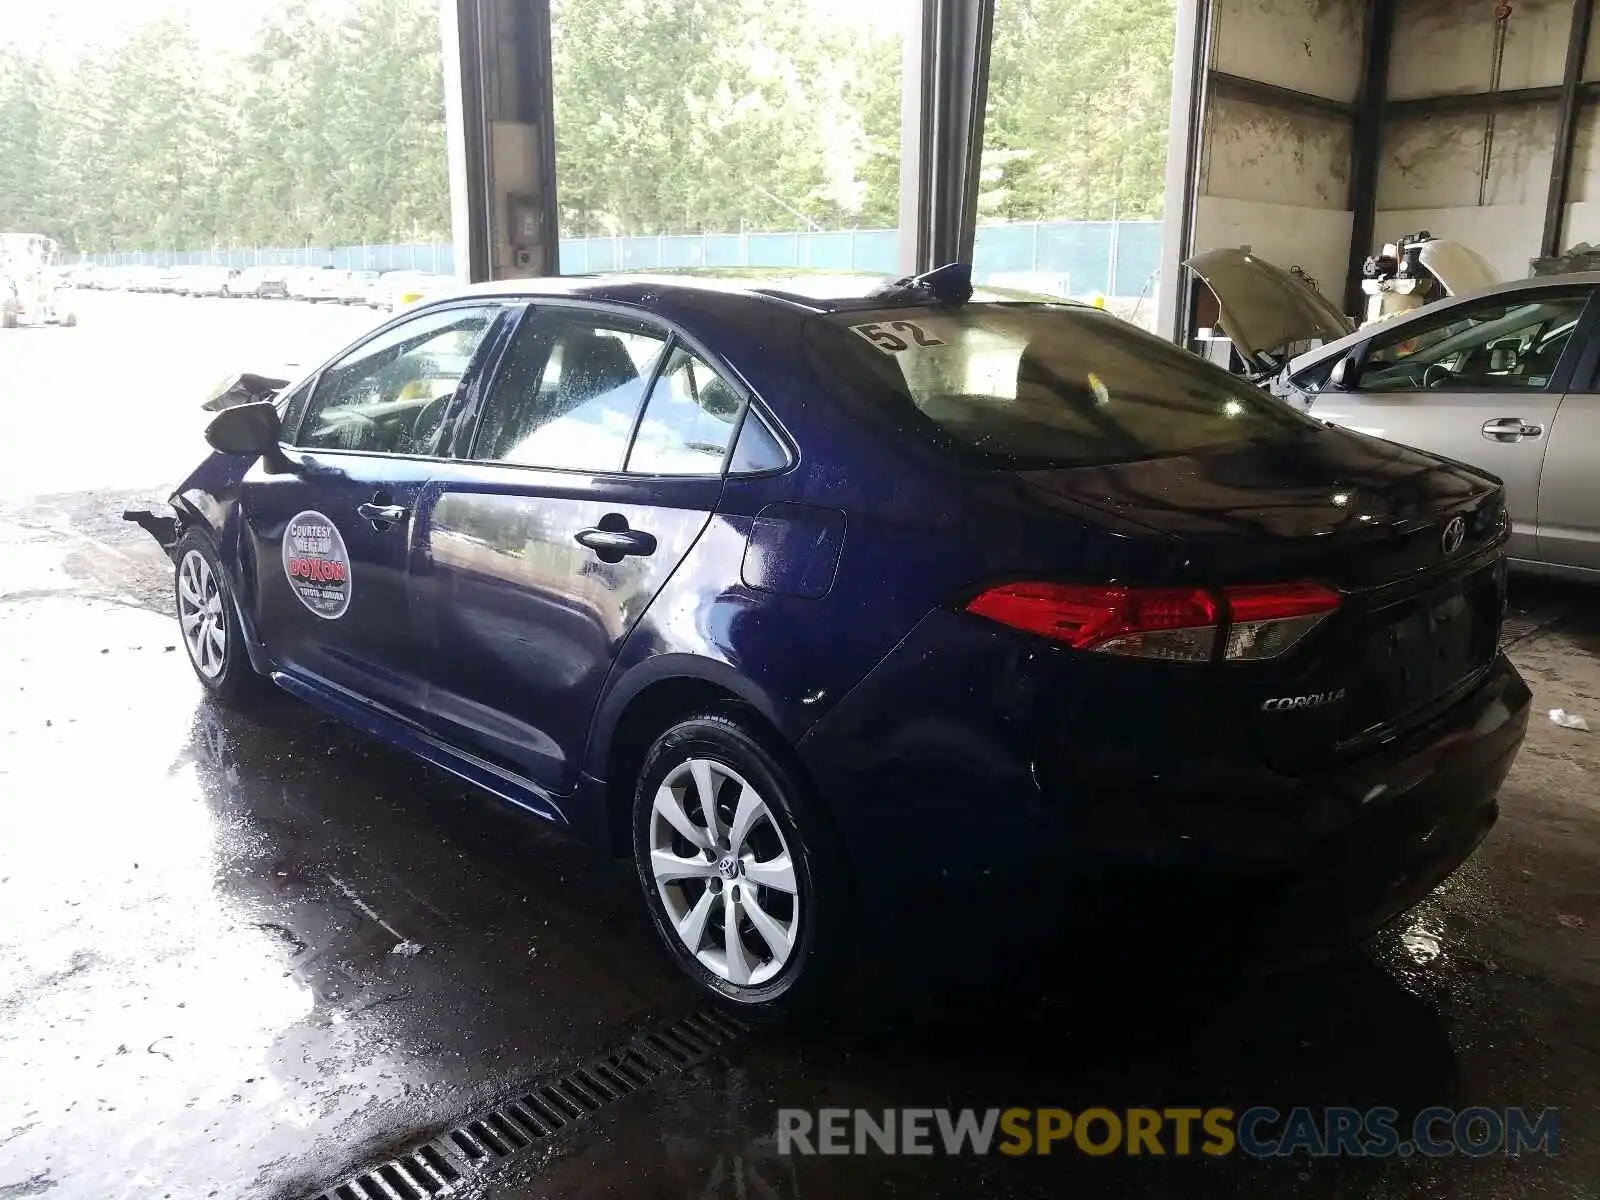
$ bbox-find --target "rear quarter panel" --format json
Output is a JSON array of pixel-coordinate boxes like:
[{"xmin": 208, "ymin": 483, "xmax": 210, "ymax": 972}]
[{"xmin": 580, "ymin": 302, "xmax": 1003, "ymax": 780}]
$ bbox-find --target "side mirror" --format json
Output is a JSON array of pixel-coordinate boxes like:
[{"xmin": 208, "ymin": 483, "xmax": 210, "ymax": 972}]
[
  {"xmin": 1327, "ymin": 353, "xmax": 1359, "ymax": 391},
  {"xmin": 202, "ymin": 371, "xmax": 289, "ymax": 412},
  {"xmin": 205, "ymin": 400, "xmax": 283, "ymax": 459}
]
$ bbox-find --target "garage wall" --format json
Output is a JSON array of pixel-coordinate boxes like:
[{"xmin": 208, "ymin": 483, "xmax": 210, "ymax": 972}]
[
  {"xmin": 1387, "ymin": 0, "xmax": 1571, "ymax": 98},
  {"xmin": 1163, "ymin": 0, "xmax": 1600, "ymax": 340},
  {"xmin": 1376, "ymin": 104, "xmax": 1559, "ymax": 278},
  {"xmin": 1195, "ymin": 96, "xmax": 1356, "ymax": 292},
  {"xmin": 1375, "ymin": 0, "xmax": 1591, "ymax": 281},
  {"xmin": 1191, "ymin": 0, "xmax": 1366, "ymax": 303},
  {"xmin": 1211, "ymin": 0, "xmax": 1365, "ymax": 101}
]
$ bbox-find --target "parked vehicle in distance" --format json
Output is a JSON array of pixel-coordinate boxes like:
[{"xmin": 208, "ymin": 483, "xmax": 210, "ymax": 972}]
[
  {"xmin": 129, "ymin": 265, "xmax": 1530, "ymax": 1019},
  {"xmin": 223, "ymin": 266, "xmax": 288, "ymax": 299},
  {"xmin": 61, "ymin": 263, "xmax": 98, "ymax": 289},
  {"xmin": 301, "ymin": 268, "xmax": 352, "ymax": 303},
  {"xmin": 121, "ymin": 266, "xmax": 159, "ymax": 293},
  {"xmin": 340, "ymin": 269, "xmax": 381, "ymax": 306},
  {"xmin": 181, "ymin": 266, "xmax": 240, "ymax": 298},
  {"xmin": 375, "ymin": 269, "xmax": 447, "ymax": 311},
  {"xmin": 282, "ymin": 266, "xmax": 335, "ymax": 302},
  {"xmin": 1192, "ymin": 249, "xmax": 1600, "ymax": 584}
]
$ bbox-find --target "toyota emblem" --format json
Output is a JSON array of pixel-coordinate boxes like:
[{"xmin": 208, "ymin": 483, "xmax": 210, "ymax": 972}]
[{"xmin": 1441, "ymin": 515, "xmax": 1466, "ymax": 556}]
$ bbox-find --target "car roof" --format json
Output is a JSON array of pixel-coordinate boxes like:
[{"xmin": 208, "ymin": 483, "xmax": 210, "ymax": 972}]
[
  {"xmin": 426, "ymin": 268, "xmax": 1068, "ymax": 315},
  {"xmin": 1290, "ymin": 270, "xmax": 1600, "ymax": 370}
]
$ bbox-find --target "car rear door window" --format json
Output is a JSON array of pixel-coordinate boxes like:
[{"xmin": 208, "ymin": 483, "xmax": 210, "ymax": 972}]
[
  {"xmin": 626, "ymin": 345, "xmax": 746, "ymax": 475},
  {"xmin": 728, "ymin": 409, "xmax": 789, "ymax": 473},
  {"xmin": 472, "ymin": 313, "xmax": 668, "ymax": 471},
  {"xmin": 295, "ymin": 305, "xmax": 500, "ymax": 455},
  {"xmin": 1357, "ymin": 290, "xmax": 1590, "ymax": 393}
]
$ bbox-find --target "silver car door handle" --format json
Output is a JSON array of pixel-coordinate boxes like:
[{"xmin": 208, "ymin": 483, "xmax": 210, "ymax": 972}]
[
  {"xmin": 357, "ymin": 502, "xmax": 409, "ymax": 525},
  {"xmin": 1481, "ymin": 417, "xmax": 1544, "ymax": 442},
  {"xmin": 575, "ymin": 527, "xmax": 656, "ymax": 557}
]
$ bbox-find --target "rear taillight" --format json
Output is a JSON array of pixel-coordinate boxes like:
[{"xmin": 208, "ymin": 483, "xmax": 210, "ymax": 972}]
[
  {"xmin": 1221, "ymin": 582, "xmax": 1341, "ymax": 661},
  {"xmin": 965, "ymin": 580, "xmax": 1339, "ymax": 662},
  {"xmin": 965, "ymin": 583, "xmax": 1221, "ymax": 662}
]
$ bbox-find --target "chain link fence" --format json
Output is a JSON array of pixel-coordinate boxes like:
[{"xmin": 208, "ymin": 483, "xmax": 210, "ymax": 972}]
[{"xmin": 83, "ymin": 219, "xmax": 1161, "ymax": 302}]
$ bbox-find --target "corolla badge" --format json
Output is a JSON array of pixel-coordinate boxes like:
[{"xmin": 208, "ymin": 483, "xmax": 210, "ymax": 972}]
[
  {"xmin": 1441, "ymin": 515, "xmax": 1466, "ymax": 556},
  {"xmin": 1261, "ymin": 688, "xmax": 1347, "ymax": 712}
]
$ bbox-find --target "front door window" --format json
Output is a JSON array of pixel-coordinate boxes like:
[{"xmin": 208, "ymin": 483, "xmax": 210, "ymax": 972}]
[
  {"xmin": 295, "ymin": 305, "xmax": 501, "ymax": 455},
  {"xmin": 1357, "ymin": 291, "xmax": 1590, "ymax": 393}
]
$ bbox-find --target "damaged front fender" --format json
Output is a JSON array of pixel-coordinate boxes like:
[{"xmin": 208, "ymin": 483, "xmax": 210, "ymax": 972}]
[{"xmin": 122, "ymin": 506, "xmax": 181, "ymax": 558}]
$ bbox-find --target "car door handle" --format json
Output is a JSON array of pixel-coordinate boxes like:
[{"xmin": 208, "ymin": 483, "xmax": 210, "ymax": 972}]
[
  {"xmin": 357, "ymin": 502, "xmax": 409, "ymax": 525},
  {"xmin": 575, "ymin": 527, "xmax": 657, "ymax": 558},
  {"xmin": 1481, "ymin": 417, "xmax": 1544, "ymax": 442}
]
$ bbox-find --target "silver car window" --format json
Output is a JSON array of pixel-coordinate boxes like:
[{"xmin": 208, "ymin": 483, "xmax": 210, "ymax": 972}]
[{"xmin": 1359, "ymin": 291, "xmax": 1590, "ymax": 393}]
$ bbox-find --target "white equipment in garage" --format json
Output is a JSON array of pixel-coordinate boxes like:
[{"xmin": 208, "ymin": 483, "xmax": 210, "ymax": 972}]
[{"xmin": 1357, "ymin": 232, "xmax": 1498, "ymax": 328}]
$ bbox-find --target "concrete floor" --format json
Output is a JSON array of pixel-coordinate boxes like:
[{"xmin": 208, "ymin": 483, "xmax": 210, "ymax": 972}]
[{"xmin": 0, "ymin": 295, "xmax": 1595, "ymax": 1199}]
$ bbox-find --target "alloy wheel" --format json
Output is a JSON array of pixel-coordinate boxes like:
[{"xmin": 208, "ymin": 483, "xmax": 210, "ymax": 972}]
[
  {"xmin": 648, "ymin": 757, "xmax": 800, "ymax": 988},
  {"xmin": 177, "ymin": 550, "xmax": 227, "ymax": 680}
]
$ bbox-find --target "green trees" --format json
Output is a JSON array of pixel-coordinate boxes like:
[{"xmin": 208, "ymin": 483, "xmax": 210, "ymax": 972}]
[
  {"xmin": 986, "ymin": 0, "xmax": 1176, "ymax": 221},
  {"xmin": 0, "ymin": 0, "xmax": 449, "ymax": 252},
  {"xmin": 0, "ymin": 0, "xmax": 1173, "ymax": 254}
]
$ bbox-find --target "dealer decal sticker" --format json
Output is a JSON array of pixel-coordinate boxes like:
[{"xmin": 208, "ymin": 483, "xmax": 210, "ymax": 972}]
[{"xmin": 282, "ymin": 511, "xmax": 351, "ymax": 619}]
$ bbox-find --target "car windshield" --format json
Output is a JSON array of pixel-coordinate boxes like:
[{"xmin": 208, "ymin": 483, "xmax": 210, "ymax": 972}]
[{"xmin": 819, "ymin": 304, "xmax": 1315, "ymax": 469}]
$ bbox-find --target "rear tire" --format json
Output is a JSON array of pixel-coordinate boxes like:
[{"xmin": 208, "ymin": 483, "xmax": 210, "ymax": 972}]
[
  {"xmin": 632, "ymin": 712, "xmax": 847, "ymax": 1022},
  {"xmin": 173, "ymin": 531, "xmax": 270, "ymax": 706}
]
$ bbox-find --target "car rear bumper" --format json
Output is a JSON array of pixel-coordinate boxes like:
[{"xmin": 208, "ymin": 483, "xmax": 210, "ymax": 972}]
[
  {"xmin": 1074, "ymin": 665, "xmax": 1522, "ymax": 965},
  {"xmin": 800, "ymin": 610, "xmax": 1530, "ymax": 955}
]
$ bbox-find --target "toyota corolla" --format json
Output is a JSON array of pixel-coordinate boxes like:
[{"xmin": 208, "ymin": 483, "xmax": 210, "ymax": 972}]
[{"xmin": 128, "ymin": 265, "xmax": 1531, "ymax": 1018}]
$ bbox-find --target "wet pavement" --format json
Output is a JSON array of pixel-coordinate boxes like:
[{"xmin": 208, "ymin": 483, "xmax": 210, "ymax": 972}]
[{"xmin": 1, "ymin": 297, "xmax": 1597, "ymax": 1199}]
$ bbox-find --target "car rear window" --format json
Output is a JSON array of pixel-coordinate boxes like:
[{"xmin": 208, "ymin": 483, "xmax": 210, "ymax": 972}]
[{"xmin": 818, "ymin": 304, "xmax": 1313, "ymax": 468}]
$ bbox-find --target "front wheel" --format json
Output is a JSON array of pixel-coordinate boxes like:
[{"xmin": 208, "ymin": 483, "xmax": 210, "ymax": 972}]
[
  {"xmin": 173, "ymin": 532, "xmax": 269, "ymax": 705},
  {"xmin": 632, "ymin": 713, "xmax": 846, "ymax": 1021}
]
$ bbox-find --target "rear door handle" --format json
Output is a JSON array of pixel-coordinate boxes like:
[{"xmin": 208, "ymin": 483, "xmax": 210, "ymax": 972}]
[
  {"xmin": 357, "ymin": 502, "xmax": 409, "ymax": 525},
  {"xmin": 575, "ymin": 527, "xmax": 656, "ymax": 559},
  {"xmin": 1481, "ymin": 417, "xmax": 1544, "ymax": 442}
]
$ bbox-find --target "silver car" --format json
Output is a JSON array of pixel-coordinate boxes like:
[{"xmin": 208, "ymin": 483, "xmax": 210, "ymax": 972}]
[{"xmin": 1192, "ymin": 250, "xmax": 1600, "ymax": 583}]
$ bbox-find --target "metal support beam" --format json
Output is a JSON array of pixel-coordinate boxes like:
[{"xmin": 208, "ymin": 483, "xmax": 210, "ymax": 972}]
[
  {"xmin": 897, "ymin": 0, "xmax": 996, "ymax": 273},
  {"xmin": 1383, "ymin": 84, "xmax": 1574, "ymax": 118},
  {"xmin": 1345, "ymin": 0, "xmax": 1395, "ymax": 315},
  {"xmin": 1544, "ymin": 0, "xmax": 1595, "ymax": 257},
  {"xmin": 1207, "ymin": 71, "xmax": 1357, "ymax": 121},
  {"xmin": 441, "ymin": 0, "xmax": 560, "ymax": 282},
  {"xmin": 440, "ymin": 0, "xmax": 488, "ymax": 283},
  {"xmin": 1156, "ymin": 0, "xmax": 1214, "ymax": 342}
]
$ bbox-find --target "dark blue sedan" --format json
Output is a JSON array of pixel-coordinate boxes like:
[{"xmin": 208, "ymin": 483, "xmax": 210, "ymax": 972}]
[{"xmin": 134, "ymin": 265, "xmax": 1531, "ymax": 1017}]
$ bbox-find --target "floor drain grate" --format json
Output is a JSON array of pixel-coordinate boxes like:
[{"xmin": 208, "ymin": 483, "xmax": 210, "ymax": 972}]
[{"xmin": 304, "ymin": 1008, "xmax": 751, "ymax": 1199}]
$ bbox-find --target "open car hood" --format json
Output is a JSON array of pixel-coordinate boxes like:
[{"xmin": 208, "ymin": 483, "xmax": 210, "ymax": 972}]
[
  {"xmin": 1185, "ymin": 248, "xmax": 1355, "ymax": 366},
  {"xmin": 1416, "ymin": 240, "xmax": 1500, "ymax": 296}
]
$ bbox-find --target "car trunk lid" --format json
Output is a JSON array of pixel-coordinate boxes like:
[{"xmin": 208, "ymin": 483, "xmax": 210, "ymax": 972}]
[{"xmin": 1012, "ymin": 430, "xmax": 1507, "ymax": 766}]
